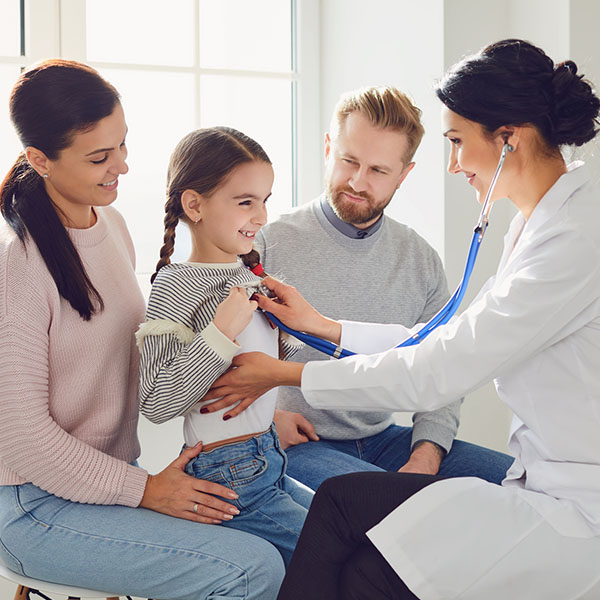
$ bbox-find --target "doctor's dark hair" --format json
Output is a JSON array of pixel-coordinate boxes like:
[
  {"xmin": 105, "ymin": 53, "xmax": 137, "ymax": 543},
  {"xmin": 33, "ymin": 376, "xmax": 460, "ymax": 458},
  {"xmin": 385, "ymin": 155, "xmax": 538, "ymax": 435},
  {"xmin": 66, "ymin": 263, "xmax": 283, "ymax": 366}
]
[
  {"xmin": 436, "ymin": 39, "xmax": 600, "ymax": 148},
  {"xmin": 0, "ymin": 59, "xmax": 121, "ymax": 320},
  {"xmin": 152, "ymin": 127, "xmax": 271, "ymax": 284}
]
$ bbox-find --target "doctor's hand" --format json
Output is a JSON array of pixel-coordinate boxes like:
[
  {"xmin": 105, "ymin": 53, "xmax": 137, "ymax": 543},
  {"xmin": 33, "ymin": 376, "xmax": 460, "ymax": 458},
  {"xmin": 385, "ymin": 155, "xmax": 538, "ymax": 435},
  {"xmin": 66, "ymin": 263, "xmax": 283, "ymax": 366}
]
[
  {"xmin": 252, "ymin": 277, "xmax": 341, "ymax": 344},
  {"xmin": 274, "ymin": 409, "xmax": 319, "ymax": 450},
  {"xmin": 140, "ymin": 442, "xmax": 240, "ymax": 524},
  {"xmin": 201, "ymin": 352, "xmax": 305, "ymax": 420},
  {"xmin": 397, "ymin": 441, "xmax": 444, "ymax": 476}
]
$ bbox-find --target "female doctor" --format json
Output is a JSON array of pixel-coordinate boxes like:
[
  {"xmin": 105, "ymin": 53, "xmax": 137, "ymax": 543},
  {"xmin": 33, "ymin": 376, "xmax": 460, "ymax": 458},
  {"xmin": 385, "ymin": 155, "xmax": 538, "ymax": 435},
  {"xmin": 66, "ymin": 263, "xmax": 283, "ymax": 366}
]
[{"xmin": 204, "ymin": 39, "xmax": 600, "ymax": 599}]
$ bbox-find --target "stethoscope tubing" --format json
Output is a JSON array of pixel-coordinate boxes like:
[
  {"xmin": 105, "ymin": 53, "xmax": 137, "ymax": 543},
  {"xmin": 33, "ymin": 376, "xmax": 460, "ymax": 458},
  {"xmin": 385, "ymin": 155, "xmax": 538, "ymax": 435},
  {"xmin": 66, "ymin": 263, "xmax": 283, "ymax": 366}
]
[
  {"xmin": 265, "ymin": 228, "xmax": 482, "ymax": 357},
  {"xmin": 266, "ymin": 143, "xmax": 511, "ymax": 359}
]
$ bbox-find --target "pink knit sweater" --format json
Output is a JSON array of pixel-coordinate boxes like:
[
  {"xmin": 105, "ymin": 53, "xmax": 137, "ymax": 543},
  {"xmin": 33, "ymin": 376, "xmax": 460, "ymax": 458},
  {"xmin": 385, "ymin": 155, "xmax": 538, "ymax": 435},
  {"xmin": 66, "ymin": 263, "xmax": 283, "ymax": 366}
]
[{"xmin": 0, "ymin": 206, "xmax": 148, "ymax": 506}]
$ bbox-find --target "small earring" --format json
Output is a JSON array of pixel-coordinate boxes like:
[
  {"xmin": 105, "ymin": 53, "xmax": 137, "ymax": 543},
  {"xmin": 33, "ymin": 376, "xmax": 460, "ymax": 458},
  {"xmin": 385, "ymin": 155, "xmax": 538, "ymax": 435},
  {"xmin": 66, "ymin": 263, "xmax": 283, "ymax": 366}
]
[{"xmin": 42, "ymin": 173, "xmax": 49, "ymax": 179}]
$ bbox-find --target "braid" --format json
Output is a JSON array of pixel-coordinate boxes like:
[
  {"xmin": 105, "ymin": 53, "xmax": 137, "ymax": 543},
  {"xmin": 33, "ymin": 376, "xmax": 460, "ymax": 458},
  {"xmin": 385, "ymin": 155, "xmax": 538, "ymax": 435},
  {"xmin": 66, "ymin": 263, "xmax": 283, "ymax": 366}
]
[
  {"xmin": 151, "ymin": 202, "xmax": 180, "ymax": 284},
  {"xmin": 240, "ymin": 249, "xmax": 269, "ymax": 278}
]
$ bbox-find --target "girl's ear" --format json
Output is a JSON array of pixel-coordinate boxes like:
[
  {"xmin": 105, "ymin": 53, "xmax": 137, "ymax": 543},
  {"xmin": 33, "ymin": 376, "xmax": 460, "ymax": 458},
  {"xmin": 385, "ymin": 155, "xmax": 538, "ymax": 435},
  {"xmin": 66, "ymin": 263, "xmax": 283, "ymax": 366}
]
[{"xmin": 181, "ymin": 189, "xmax": 203, "ymax": 223}]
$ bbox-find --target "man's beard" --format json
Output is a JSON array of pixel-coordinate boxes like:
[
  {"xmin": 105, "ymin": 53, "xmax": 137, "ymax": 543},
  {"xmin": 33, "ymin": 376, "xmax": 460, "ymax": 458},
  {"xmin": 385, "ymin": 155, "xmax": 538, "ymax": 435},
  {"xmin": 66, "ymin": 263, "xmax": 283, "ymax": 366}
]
[{"xmin": 326, "ymin": 184, "xmax": 391, "ymax": 225}]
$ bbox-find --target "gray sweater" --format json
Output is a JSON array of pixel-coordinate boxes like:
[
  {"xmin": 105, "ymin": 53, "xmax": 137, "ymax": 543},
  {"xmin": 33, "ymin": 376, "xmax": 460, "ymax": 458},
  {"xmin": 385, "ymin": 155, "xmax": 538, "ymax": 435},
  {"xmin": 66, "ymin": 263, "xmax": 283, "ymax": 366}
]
[{"xmin": 254, "ymin": 197, "xmax": 462, "ymax": 452}]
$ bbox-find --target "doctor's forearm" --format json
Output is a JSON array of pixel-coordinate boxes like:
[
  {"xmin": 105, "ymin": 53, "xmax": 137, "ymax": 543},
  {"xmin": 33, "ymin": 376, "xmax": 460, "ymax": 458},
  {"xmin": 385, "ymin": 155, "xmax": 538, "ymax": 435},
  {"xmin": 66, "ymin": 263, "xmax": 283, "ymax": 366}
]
[{"xmin": 275, "ymin": 360, "xmax": 305, "ymax": 388}]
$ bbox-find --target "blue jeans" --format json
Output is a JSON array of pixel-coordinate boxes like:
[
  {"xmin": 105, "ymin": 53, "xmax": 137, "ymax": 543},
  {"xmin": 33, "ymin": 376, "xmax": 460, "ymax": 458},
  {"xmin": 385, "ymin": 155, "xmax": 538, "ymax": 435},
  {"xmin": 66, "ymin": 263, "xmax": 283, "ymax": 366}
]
[
  {"xmin": 285, "ymin": 424, "xmax": 514, "ymax": 491},
  {"xmin": 0, "ymin": 482, "xmax": 284, "ymax": 599},
  {"xmin": 185, "ymin": 428, "xmax": 312, "ymax": 567}
]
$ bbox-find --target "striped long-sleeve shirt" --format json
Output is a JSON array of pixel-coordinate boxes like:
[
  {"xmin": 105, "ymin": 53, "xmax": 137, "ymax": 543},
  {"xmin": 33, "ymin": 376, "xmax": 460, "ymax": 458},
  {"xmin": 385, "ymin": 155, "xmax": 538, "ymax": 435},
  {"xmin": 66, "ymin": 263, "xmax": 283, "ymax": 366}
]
[{"xmin": 137, "ymin": 261, "xmax": 300, "ymax": 445}]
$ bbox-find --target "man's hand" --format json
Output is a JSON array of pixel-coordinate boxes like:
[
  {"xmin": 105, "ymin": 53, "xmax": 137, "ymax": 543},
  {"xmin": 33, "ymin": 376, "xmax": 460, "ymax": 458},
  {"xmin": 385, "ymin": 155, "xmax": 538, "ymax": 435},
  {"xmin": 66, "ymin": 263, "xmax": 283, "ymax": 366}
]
[
  {"xmin": 397, "ymin": 441, "xmax": 445, "ymax": 475},
  {"xmin": 274, "ymin": 409, "xmax": 319, "ymax": 450}
]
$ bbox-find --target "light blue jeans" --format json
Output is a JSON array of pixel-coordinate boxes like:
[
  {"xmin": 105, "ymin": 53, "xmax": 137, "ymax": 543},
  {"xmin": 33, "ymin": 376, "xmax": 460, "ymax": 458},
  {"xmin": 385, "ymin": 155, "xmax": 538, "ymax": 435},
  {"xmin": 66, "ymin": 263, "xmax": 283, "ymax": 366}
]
[
  {"xmin": 184, "ymin": 427, "xmax": 313, "ymax": 567},
  {"xmin": 285, "ymin": 424, "xmax": 515, "ymax": 490},
  {"xmin": 0, "ymin": 481, "xmax": 285, "ymax": 599}
]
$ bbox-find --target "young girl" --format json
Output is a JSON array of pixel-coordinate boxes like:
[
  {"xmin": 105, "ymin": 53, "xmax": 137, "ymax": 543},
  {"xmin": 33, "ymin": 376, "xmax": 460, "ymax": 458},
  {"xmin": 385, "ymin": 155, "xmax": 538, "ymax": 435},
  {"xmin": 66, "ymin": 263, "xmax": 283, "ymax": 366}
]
[{"xmin": 136, "ymin": 127, "xmax": 312, "ymax": 566}]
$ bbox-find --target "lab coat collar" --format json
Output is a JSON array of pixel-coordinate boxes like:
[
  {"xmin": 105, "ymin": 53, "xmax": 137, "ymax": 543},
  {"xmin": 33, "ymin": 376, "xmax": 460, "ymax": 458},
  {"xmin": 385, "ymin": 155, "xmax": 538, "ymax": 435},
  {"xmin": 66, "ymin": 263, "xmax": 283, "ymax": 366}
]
[
  {"xmin": 496, "ymin": 162, "xmax": 589, "ymax": 275},
  {"xmin": 524, "ymin": 161, "xmax": 588, "ymax": 236}
]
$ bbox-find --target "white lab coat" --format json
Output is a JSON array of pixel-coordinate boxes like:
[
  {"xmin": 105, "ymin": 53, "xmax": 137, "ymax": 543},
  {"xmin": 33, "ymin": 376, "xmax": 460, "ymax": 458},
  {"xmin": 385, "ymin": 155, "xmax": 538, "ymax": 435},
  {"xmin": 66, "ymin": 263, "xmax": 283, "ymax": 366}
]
[{"xmin": 301, "ymin": 162, "xmax": 600, "ymax": 599}]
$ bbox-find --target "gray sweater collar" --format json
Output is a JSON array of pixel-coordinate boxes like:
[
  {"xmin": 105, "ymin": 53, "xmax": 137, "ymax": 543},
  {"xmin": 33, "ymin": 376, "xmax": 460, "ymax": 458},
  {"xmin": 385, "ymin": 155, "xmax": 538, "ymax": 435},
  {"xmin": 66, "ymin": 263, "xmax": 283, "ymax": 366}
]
[{"xmin": 319, "ymin": 195, "xmax": 384, "ymax": 239}]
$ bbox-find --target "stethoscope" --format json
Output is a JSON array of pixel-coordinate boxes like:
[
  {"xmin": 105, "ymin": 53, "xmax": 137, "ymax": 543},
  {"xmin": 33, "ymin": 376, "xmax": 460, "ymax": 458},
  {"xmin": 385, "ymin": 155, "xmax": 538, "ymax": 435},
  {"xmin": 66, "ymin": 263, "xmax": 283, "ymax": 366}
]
[{"xmin": 262, "ymin": 141, "xmax": 514, "ymax": 359}]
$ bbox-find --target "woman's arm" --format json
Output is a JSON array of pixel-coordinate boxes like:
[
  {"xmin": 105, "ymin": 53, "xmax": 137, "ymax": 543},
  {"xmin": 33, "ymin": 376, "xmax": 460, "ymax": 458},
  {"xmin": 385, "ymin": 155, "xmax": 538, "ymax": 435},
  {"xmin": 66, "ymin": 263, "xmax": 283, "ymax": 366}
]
[
  {"xmin": 0, "ymin": 311, "xmax": 149, "ymax": 506},
  {"xmin": 254, "ymin": 277, "xmax": 342, "ymax": 343},
  {"xmin": 202, "ymin": 352, "xmax": 304, "ymax": 418},
  {"xmin": 302, "ymin": 226, "xmax": 600, "ymax": 413}
]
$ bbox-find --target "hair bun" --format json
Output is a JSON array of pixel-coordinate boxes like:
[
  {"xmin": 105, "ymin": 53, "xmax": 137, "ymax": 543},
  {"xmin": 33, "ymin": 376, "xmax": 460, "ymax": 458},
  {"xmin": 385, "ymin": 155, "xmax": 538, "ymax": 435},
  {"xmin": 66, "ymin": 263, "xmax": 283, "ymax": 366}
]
[{"xmin": 549, "ymin": 59, "xmax": 600, "ymax": 146}]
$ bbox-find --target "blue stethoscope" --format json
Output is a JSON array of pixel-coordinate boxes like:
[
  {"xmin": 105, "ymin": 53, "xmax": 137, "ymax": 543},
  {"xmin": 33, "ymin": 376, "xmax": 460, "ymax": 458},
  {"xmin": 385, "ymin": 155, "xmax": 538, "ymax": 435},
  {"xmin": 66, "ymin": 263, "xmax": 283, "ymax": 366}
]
[{"xmin": 264, "ymin": 142, "xmax": 514, "ymax": 359}]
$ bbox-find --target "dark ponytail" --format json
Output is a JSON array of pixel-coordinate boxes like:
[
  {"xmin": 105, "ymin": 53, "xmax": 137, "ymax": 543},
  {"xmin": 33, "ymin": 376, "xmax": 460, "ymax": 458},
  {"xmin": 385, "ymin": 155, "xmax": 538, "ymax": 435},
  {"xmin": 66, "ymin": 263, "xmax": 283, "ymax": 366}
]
[
  {"xmin": 1, "ymin": 59, "xmax": 121, "ymax": 320},
  {"xmin": 436, "ymin": 39, "xmax": 600, "ymax": 148},
  {"xmin": 152, "ymin": 126, "xmax": 271, "ymax": 283}
]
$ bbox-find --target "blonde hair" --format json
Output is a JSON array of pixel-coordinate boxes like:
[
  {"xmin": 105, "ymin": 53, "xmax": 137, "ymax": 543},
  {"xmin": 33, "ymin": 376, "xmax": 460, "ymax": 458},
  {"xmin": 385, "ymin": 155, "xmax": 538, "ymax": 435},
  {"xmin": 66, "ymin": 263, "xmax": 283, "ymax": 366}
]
[{"xmin": 330, "ymin": 86, "xmax": 425, "ymax": 162}]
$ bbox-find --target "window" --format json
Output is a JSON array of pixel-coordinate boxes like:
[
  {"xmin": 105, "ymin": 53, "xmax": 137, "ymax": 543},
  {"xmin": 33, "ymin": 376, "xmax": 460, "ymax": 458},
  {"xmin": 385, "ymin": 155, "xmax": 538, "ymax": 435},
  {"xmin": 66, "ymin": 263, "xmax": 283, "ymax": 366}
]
[{"xmin": 0, "ymin": 0, "xmax": 319, "ymax": 295}]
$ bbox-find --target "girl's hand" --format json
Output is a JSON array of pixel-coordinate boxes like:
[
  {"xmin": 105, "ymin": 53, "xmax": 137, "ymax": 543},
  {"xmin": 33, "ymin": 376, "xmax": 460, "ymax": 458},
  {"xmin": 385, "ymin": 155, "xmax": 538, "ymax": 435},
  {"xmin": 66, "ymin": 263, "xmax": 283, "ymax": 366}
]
[
  {"xmin": 253, "ymin": 277, "xmax": 341, "ymax": 344},
  {"xmin": 201, "ymin": 352, "xmax": 304, "ymax": 419},
  {"xmin": 213, "ymin": 286, "xmax": 258, "ymax": 341},
  {"xmin": 140, "ymin": 442, "xmax": 240, "ymax": 524}
]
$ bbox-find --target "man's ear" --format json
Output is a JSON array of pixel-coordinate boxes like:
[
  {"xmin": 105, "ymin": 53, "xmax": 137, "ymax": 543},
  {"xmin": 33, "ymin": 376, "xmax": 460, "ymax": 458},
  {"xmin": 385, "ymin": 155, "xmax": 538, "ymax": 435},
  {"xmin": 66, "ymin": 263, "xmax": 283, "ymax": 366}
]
[
  {"xmin": 26, "ymin": 146, "xmax": 50, "ymax": 177},
  {"xmin": 324, "ymin": 133, "xmax": 332, "ymax": 161},
  {"xmin": 395, "ymin": 162, "xmax": 415, "ymax": 189},
  {"xmin": 181, "ymin": 189, "xmax": 204, "ymax": 223}
]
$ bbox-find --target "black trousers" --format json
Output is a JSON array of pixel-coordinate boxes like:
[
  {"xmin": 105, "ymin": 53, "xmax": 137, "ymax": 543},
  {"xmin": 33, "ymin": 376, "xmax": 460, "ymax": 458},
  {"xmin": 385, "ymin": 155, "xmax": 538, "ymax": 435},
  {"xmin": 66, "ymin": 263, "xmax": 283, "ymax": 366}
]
[{"xmin": 277, "ymin": 471, "xmax": 442, "ymax": 600}]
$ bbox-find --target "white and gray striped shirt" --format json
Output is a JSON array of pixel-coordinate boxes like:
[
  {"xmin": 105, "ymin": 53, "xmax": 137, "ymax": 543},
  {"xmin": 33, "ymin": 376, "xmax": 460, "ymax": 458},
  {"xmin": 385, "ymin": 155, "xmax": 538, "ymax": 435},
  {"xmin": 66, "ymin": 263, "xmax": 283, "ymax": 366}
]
[{"xmin": 137, "ymin": 261, "xmax": 299, "ymax": 443}]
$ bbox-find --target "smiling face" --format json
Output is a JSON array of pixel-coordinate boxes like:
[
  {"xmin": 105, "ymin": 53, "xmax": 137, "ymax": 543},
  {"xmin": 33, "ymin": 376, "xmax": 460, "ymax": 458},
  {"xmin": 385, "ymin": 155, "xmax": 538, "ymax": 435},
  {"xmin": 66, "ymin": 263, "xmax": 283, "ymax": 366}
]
[
  {"xmin": 324, "ymin": 111, "xmax": 414, "ymax": 228},
  {"xmin": 190, "ymin": 160, "xmax": 273, "ymax": 263},
  {"xmin": 28, "ymin": 102, "xmax": 129, "ymax": 228},
  {"xmin": 442, "ymin": 106, "xmax": 511, "ymax": 204}
]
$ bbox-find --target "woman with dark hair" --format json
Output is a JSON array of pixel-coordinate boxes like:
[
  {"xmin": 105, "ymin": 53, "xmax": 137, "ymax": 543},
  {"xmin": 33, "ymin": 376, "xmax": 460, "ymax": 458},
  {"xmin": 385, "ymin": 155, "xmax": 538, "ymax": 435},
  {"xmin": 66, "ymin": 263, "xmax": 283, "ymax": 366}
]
[
  {"xmin": 202, "ymin": 39, "xmax": 600, "ymax": 599},
  {"xmin": 0, "ymin": 60, "xmax": 285, "ymax": 600}
]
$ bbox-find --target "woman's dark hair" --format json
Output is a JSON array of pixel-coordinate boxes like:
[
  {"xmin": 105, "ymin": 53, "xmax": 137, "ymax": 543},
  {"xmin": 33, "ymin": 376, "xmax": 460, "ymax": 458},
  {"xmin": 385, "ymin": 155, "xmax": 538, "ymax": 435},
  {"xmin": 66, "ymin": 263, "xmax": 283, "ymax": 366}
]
[
  {"xmin": 152, "ymin": 127, "xmax": 271, "ymax": 283},
  {"xmin": 0, "ymin": 59, "xmax": 121, "ymax": 320},
  {"xmin": 436, "ymin": 38, "xmax": 600, "ymax": 148}
]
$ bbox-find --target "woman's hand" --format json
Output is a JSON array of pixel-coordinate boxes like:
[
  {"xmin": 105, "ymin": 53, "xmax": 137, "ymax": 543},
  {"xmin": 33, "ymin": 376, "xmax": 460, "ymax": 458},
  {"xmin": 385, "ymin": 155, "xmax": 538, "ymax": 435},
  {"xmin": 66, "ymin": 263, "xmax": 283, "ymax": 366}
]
[
  {"xmin": 201, "ymin": 352, "xmax": 305, "ymax": 419},
  {"xmin": 253, "ymin": 277, "xmax": 341, "ymax": 344},
  {"xmin": 213, "ymin": 286, "xmax": 258, "ymax": 341},
  {"xmin": 140, "ymin": 442, "xmax": 240, "ymax": 524}
]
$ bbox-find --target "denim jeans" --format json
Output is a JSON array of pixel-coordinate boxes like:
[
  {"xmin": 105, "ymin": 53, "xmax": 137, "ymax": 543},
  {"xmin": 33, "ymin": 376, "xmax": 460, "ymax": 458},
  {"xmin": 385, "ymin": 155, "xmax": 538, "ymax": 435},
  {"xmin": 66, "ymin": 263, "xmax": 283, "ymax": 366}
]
[
  {"xmin": 0, "ymin": 482, "xmax": 285, "ymax": 599},
  {"xmin": 285, "ymin": 424, "xmax": 514, "ymax": 491},
  {"xmin": 185, "ymin": 427, "xmax": 312, "ymax": 567}
]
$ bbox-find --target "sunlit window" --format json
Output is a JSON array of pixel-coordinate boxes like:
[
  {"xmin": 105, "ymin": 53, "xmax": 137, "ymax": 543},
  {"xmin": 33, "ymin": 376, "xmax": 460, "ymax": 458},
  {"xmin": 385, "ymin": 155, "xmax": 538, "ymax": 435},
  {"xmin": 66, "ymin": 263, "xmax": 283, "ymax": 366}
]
[
  {"xmin": 1, "ymin": 0, "xmax": 301, "ymax": 295},
  {"xmin": 0, "ymin": 1, "xmax": 23, "ymax": 185}
]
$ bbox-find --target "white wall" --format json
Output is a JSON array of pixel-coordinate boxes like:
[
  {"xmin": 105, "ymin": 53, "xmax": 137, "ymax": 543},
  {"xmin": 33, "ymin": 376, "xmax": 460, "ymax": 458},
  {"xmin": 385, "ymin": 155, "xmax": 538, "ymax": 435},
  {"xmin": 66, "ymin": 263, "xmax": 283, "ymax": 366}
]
[
  {"xmin": 318, "ymin": 0, "xmax": 600, "ymax": 453},
  {"xmin": 320, "ymin": 0, "xmax": 446, "ymax": 256}
]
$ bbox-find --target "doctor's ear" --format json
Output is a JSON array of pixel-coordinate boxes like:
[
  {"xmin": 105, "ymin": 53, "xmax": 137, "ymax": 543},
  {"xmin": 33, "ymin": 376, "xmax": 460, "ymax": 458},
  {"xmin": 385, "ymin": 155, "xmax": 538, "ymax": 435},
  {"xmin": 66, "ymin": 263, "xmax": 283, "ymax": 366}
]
[
  {"xmin": 495, "ymin": 127, "xmax": 521, "ymax": 152},
  {"xmin": 181, "ymin": 189, "xmax": 204, "ymax": 224}
]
